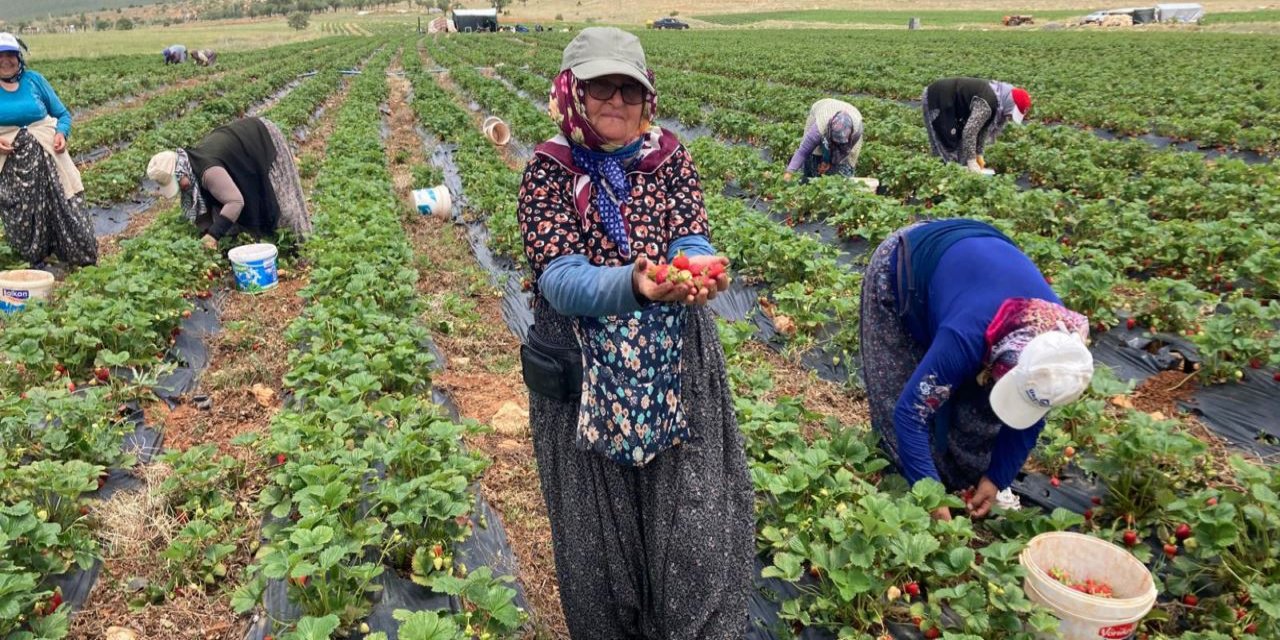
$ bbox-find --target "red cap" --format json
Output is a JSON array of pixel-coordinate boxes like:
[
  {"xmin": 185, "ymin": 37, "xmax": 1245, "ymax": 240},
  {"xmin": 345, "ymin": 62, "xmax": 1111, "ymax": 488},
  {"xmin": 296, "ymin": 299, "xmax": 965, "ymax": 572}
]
[{"xmin": 1012, "ymin": 87, "xmax": 1031, "ymax": 116}]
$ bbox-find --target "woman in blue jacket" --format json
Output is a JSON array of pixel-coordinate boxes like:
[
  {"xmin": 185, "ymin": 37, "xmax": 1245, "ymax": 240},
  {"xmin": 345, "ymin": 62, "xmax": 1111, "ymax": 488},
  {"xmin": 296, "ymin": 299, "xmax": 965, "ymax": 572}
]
[{"xmin": 860, "ymin": 219, "xmax": 1094, "ymax": 520}]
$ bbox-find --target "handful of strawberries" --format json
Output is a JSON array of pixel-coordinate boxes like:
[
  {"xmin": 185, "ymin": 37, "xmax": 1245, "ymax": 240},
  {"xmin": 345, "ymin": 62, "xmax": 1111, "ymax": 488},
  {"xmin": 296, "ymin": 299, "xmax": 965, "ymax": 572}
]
[{"xmin": 645, "ymin": 251, "xmax": 728, "ymax": 289}]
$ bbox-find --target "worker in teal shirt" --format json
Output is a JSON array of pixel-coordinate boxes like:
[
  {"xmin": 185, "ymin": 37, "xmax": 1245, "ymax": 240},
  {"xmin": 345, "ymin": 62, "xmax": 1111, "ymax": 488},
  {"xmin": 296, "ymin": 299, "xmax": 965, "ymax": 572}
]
[{"xmin": 0, "ymin": 32, "xmax": 96, "ymax": 268}]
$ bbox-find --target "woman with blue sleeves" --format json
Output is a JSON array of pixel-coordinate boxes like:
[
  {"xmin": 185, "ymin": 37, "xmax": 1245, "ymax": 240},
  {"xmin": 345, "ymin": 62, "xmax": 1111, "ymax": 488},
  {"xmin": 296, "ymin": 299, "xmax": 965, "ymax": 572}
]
[
  {"xmin": 0, "ymin": 33, "xmax": 96, "ymax": 268},
  {"xmin": 860, "ymin": 219, "xmax": 1095, "ymax": 520}
]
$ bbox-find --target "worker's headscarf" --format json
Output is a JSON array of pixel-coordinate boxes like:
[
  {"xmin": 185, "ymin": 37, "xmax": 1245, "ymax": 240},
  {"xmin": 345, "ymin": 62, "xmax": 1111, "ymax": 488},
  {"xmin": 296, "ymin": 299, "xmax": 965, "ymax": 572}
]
[
  {"xmin": 824, "ymin": 111, "xmax": 860, "ymax": 168},
  {"xmin": 984, "ymin": 298, "xmax": 1089, "ymax": 381},
  {"xmin": 0, "ymin": 33, "xmax": 28, "ymax": 83},
  {"xmin": 538, "ymin": 67, "xmax": 678, "ymax": 258},
  {"xmin": 173, "ymin": 149, "xmax": 207, "ymax": 224}
]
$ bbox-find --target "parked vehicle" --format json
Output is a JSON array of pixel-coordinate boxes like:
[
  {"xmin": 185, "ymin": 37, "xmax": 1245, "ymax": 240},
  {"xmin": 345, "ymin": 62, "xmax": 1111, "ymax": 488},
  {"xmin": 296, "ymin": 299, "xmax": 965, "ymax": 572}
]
[{"xmin": 650, "ymin": 17, "xmax": 690, "ymax": 30}]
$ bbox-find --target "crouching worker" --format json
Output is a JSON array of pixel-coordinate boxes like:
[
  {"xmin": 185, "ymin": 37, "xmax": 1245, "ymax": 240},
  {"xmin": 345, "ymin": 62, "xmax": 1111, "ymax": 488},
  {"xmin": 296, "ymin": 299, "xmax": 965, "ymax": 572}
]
[
  {"xmin": 784, "ymin": 98, "xmax": 863, "ymax": 183},
  {"xmin": 145, "ymin": 116, "xmax": 311, "ymax": 249},
  {"xmin": 922, "ymin": 77, "xmax": 1030, "ymax": 173},
  {"xmin": 859, "ymin": 218, "xmax": 1094, "ymax": 520}
]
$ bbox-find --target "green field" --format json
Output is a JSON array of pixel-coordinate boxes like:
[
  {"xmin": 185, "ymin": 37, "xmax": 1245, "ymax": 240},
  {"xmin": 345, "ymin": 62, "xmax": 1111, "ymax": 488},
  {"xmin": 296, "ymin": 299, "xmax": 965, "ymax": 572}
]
[
  {"xmin": 695, "ymin": 9, "xmax": 1084, "ymax": 26},
  {"xmin": 0, "ymin": 0, "xmax": 165, "ymax": 22},
  {"xmin": 1203, "ymin": 9, "xmax": 1280, "ymax": 23}
]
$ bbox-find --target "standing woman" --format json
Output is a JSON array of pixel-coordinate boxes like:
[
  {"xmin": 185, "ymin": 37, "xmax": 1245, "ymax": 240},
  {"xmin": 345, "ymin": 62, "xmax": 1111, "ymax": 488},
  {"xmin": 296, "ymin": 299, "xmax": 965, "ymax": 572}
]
[
  {"xmin": 783, "ymin": 98, "xmax": 864, "ymax": 183},
  {"xmin": 922, "ymin": 77, "xmax": 1030, "ymax": 173},
  {"xmin": 146, "ymin": 116, "xmax": 311, "ymax": 249},
  {"xmin": 859, "ymin": 218, "xmax": 1094, "ymax": 520},
  {"xmin": 516, "ymin": 27, "xmax": 754, "ymax": 639},
  {"xmin": 0, "ymin": 33, "xmax": 97, "ymax": 268}
]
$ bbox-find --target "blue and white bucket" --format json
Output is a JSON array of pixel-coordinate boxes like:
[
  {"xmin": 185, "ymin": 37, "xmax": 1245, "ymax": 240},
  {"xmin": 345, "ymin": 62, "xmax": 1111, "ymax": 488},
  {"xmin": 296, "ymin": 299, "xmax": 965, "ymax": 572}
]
[
  {"xmin": 0, "ymin": 270, "xmax": 55, "ymax": 314},
  {"xmin": 228, "ymin": 243, "xmax": 279, "ymax": 294},
  {"xmin": 412, "ymin": 185, "xmax": 452, "ymax": 216}
]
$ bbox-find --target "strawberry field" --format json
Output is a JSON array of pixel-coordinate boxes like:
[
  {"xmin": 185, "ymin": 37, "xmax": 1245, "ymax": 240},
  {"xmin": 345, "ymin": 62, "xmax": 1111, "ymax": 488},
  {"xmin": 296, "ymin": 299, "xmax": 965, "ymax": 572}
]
[{"xmin": 2, "ymin": 22, "xmax": 1279, "ymax": 640}]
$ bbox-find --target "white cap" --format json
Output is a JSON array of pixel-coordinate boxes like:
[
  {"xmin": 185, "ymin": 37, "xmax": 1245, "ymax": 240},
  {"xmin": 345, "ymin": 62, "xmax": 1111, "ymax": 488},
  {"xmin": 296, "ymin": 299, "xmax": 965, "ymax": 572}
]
[
  {"xmin": 146, "ymin": 151, "xmax": 179, "ymax": 198},
  {"xmin": 989, "ymin": 331, "xmax": 1094, "ymax": 429},
  {"xmin": 1010, "ymin": 106, "xmax": 1026, "ymax": 125},
  {"xmin": 0, "ymin": 33, "xmax": 21, "ymax": 55}
]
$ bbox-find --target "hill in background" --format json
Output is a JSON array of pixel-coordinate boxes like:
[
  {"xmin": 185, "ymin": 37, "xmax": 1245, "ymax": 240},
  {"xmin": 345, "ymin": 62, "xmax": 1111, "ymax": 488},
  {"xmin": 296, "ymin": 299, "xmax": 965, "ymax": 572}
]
[{"xmin": 0, "ymin": 0, "xmax": 169, "ymax": 22}]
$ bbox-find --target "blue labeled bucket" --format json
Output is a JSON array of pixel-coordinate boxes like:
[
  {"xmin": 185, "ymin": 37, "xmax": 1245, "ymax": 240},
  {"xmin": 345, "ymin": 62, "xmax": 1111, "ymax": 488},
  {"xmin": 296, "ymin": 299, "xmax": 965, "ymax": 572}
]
[
  {"xmin": 227, "ymin": 243, "xmax": 279, "ymax": 294},
  {"xmin": 412, "ymin": 185, "xmax": 452, "ymax": 216},
  {"xmin": 0, "ymin": 269, "xmax": 55, "ymax": 314}
]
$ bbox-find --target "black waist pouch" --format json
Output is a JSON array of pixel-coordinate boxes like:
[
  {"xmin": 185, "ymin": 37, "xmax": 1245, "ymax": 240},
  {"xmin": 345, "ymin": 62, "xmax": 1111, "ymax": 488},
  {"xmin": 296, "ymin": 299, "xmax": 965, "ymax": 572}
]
[{"xmin": 520, "ymin": 326, "xmax": 583, "ymax": 402}]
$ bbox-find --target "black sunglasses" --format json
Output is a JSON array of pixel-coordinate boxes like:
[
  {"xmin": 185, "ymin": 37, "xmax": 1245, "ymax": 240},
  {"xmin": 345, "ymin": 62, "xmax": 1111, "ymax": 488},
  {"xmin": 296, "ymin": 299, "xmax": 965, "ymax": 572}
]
[{"xmin": 584, "ymin": 79, "xmax": 647, "ymax": 105}]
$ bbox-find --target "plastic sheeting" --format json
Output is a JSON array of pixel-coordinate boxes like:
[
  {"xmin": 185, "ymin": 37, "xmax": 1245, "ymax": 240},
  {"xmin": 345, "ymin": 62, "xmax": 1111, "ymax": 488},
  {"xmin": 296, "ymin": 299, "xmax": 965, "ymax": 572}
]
[{"xmin": 89, "ymin": 199, "xmax": 155, "ymax": 237}]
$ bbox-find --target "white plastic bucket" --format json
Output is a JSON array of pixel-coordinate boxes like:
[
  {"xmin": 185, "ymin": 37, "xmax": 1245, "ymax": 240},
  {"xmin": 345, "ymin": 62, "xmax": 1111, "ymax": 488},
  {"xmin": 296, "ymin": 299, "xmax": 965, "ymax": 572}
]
[
  {"xmin": 1020, "ymin": 532, "xmax": 1157, "ymax": 640},
  {"xmin": 482, "ymin": 116, "xmax": 510, "ymax": 146},
  {"xmin": 853, "ymin": 176, "xmax": 880, "ymax": 192},
  {"xmin": 227, "ymin": 243, "xmax": 279, "ymax": 294},
  {"xmin": 412, "ymin": 185, "xmax": 452, "ymax": 216},
  {"xmin": 0, "ymin": 269, "xmax": 55, "ymax": 313}
]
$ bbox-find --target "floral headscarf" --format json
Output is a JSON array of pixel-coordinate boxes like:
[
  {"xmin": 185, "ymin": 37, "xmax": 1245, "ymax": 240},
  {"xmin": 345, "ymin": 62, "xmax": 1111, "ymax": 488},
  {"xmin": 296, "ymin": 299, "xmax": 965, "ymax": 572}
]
[
  {"xmin": 174, "ymin": 148, "xmax": 207, "ymax": 224},
  {"xmin": 548, "ymin": 68, "xmax": 658, "ymax": 152},
  {"xmin": 825, "ymin": 111, "xmax": 859, "ymax": 167},
  {"xmin": 984, "ymin": 298, "xmax": 1089, "ymax": 381},
  {"xmin": 536, "ymin": 69, "xmax": 681, "ymax": 254}
]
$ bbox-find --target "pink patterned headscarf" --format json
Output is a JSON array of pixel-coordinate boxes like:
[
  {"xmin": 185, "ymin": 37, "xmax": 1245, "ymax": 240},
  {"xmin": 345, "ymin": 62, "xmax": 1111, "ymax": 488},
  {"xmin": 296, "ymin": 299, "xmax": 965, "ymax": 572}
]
[
  {"xmin": 548, "ymin": 69, "xmax": 658, "ymax": 152},
  {"xmin": 985, "ymin": 298, "xmax": 1089, "ymax": 380}
]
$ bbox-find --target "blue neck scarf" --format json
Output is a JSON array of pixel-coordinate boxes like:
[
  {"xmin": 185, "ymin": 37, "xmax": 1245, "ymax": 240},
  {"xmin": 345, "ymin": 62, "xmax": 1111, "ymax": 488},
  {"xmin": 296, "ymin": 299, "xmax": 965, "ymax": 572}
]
[{"xmin": 571, "ymin": 137, "xmax": 644, "ymax": 259}]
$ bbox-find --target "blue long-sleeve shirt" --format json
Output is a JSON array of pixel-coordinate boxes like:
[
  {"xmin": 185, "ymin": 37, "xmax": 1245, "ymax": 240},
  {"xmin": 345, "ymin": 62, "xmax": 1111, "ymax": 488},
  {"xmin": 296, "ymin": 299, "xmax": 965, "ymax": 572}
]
[
  {"xmin": 0, "ymin": 71, "xmax": 72, "ymax": 137},
  {"xmin": 539, "ymin": 234, "xmax": 715, "ymax": 318},
  {"xmin": 890, "ymin": 236, "xmax": 1059, "ymax": 489}
]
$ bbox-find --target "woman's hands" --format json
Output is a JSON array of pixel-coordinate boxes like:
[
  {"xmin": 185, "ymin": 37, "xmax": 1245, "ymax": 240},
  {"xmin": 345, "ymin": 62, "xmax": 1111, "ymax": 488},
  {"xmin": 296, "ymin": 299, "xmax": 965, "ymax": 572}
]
[
  {"xmin": 930, "ymin": 476, "xmax": 1000, "ymax": 522},
  {"xmin": 0, "ymin": 137, "xmax": 12, "ymax": 155},
  {"xmin": 52, "ymin": 133, "xmax": 66, "ymax": 154},
  {"xmin": 632, "ymin": 254, "xmax": 731, "ymax": 307},
  {"xmin": 201, "ymin": 234, "xmax": 218, "ymax": 251}
]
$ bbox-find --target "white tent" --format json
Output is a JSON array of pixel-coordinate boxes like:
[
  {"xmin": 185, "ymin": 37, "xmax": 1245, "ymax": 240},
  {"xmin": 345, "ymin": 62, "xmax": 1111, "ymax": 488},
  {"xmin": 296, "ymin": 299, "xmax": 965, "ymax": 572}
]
[{"xmin": 1156, "ymin": 3, "xmax": 1205, "ymax": 22}]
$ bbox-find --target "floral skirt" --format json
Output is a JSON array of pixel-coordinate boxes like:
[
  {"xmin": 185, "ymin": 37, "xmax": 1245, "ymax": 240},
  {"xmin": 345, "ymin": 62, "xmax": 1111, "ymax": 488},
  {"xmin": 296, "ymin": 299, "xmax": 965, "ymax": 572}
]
[
  {"xmin": 0, "ymin": 130, "xmax": 97, "ymax": 267},
  {"xmin": 527, "ymin": 296, "xmax": 754, "ymax": 639}
]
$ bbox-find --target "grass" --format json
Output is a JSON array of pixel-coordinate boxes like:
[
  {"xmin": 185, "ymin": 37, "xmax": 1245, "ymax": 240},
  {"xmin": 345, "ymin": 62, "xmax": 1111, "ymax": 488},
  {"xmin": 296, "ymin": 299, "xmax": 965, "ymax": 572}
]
[
  {"xmin": 1202, "ymin": 9, "xmax": 1280, "ymax": 23},
  {"xmin": 23, "ymin": 18, "xmax": 327, "ymax": 60},
  {"xmin": 694, "ymin": 9, "xmax": 1085, "ymax": 26}
]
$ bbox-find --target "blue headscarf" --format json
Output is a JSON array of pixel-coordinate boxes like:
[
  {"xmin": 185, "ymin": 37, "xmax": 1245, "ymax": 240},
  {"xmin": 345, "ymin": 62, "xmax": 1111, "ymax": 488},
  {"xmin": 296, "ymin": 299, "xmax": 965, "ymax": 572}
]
[{"xmin": 570, "ymin": 136, "xmax": 644, "ymax": 258}]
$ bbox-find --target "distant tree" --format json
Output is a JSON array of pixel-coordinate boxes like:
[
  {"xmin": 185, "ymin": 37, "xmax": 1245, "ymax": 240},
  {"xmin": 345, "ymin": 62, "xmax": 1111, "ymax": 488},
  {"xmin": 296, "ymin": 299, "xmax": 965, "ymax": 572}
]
[
  {"xmin": 115, "ymin": 17, "xmax": 134, "ymax": 30},
  {"xmin": 96, "ymin": 18, "xmax": 113, "ymax": 30},
  {"xmin": 492, "ymin": 0, "xmax": 510, "ymax": 10},
  {"xmin": 288, "ymin": 11, "xmax": 311, "ymax": 30}
]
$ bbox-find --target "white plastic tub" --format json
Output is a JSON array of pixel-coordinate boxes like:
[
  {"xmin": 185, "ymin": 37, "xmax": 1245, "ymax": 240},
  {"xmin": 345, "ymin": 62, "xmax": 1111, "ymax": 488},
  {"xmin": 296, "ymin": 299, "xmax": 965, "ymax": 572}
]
[
  {"xmin": 227, "ymin": 243, "xmax": 279, "ymax": 294},
  {"xmin": 0, "ymin": 269, "xmax": 55, "ymax": 313},
  {"xmin": 482, "ymin": 115, "xmax": 511, "ymax": 146},
  {"xmin": 1020, "ymin": 532, "xmax": 1157, "ymax": 639},
  {"xmin": 412, "ymin": 185, "xmax": 453, "ymax": 216}
]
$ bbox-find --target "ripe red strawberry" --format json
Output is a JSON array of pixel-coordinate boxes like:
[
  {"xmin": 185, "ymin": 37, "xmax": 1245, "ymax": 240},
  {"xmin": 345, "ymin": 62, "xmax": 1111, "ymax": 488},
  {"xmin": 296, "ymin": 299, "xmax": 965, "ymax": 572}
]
[
  {"xmin": 432, "ymin": 544, "xmax": 444, "ymax": 558},
  {"xmin": 1237, "ymin": 607, "xmax": 1248, "ymax": 621},
  {"xmin": 672, "ymin": 252, "xmax": 690, "ymax": 271},
  {"xmin": 1273, "ymin": 372, "xmax": 1280, "ymax": 382},
  {"xmin": 1064, "ymin": 446, "xmax": 1076, "ymax": 459},
  {"xmin": 276, "ymin": 453, "xmax": 287, "ymax": 465},
  {"xmin": 95, "ymin": 368, "xmax": 110, "ymax": 382},
  {"xmin": 1250, "ymin": 358, "xmax": 1263, "ymax": 369},
  {"xmin": 67, "ymin": 382, "xmax": 76, "ymax": 393},
  {"xmin": 1245, "ymin": 623, "xmax": 1257, "ymax": 634},
  {"xmin": 1164, "ymin": 543, "xmax": 1178, "ymax": 559},
  {"xmin": 1126, "ymin": 318, "xmax": 1137, "ymax": 330},
  {"xmin": 49, "ymin": 590, "xmax": 62, "ymax": 613},
  {"xmin": 54, "ymin": 363, "xmax": 66, "ymax": 375},
  {"xmin": 1206, "ymin": 497, "xmax": 1218, "ymax": 507},
  {"xmin": 1050, "ymin": 477, "xmax": 1061, "ymax": 488},
  {"xmin": 1083, "ymin": 509, "xmax": 1093, "ymax": 521},
  {"xmin": 653, "ymin": 264, "xmax": 670, "ymax": 285},
  {"xmin": 904, "ymin": 582, "xmax": 920, "ymax": 597},
  {"xmin": 1175, "ymin": 523, "xmax": 1192, "ymax": 540},
  {"xmin": 1122, "ymin": 530, "xmax": 1138, "ymax": 547},
  {"xmin": 923, "ymin": 628, "xmax": 941, "ymax": 640},
  {"xmin": 1091, "ymin": 496, "xmax": 1103, "ymax": 506},
  {"xmin": 707, "ymin": 262, "xmax": 725, "ymax": 279},
  {"xmin": 293, "ymin": 575, "xmax": 308, "ymax": 587},
  {"xmin": 1182, "ymin": 594, "xmax": 1198, "ymax": 607}
]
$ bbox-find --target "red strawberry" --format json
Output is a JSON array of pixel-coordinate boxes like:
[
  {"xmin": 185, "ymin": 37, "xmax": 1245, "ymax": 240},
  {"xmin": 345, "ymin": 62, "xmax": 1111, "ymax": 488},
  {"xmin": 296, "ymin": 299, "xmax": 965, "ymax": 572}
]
[
  {"xmin": 1182, "ymin": 594, "xmax": 1198, "ymax": 607},
  {"xmin": 293, "ymin": 575, "xmax": 308, "ymax": 587},
  {"xmin": 1050, "ymin": 477, "xmax": 1061, "ymax": 488},
  {"xmin": 276, "ymin": 453, "xmax": 287, "ymax": 465},
  {"xmin": 904, "ymin": 582, "xmax": 920, "ymax": 597},
  {"xmin": 1245, "ymin": 623, "xmax": 1257, "ymax": 634},
  {"xmin": 923, "ymin": 628, "xmax": 941, "ymax": 640},
  {"xmin": 67, "ymin": 382, "xmax": 76, "ymax": 393},
  {"xmin": 1237, "ymin": 607, "xmax": 1248, "ymax": 621},
  {"xmin": 54, "ymin": 363, "xmax": 67, "ymax": 375},
  {"xmin": 49, "ymin": 590, "xmax": 62, "ymax": 613},
  {"xmin": 1083, "ymin": 509, "xmax": 1094, "ymax": 521},
  {"xmin": 1273, "ymin": 372, "xmax": 1280, "ymax": 382},
  {"xmin": 654, "ymin": 264, "xmax": 670, "ymax": 285},
  {"xmin": 432, "ymin": 544, "xmax": 444, "ymax": 558},
  {"xmin": 1250, "ymin": 358, "xmax": 1263, "ymax": 369},
  {"xmin": 182, "ymin": 309, "xmax": 193, "ymax": 319},
  {"xmin": 1064, "ymin": 446, "xmax": 1076, "ymax": 459},
  {"xmin": 1164, "ymin": 543, "xmax": 1178, "ymax": 559},
  {"xmin": 1122, "ymin": 530, "xmax": 1138, "ymax": 547},
  {"xmin": 672, "ymin": 252, "xmax": 690, "ymax": 271},
  {"xmin": 1175, "ymin": 523, "xmax": 1192, "ymax": 540},
  {"xmin": 1206, "ymin": 497, "xmax": 1218, "ymax": 507},
  {"xmin": 1126, "ymin": 318, "xmax": 1137, "ymax": 330},
  {"xmin": 1091, "ymin": 496, "xmax": 1103, "ymax": 506},
  {"xmin": 95, "ymin": 368, "xmax": 110, "ymax": 382},
  {"xmin": 707, "ymin": 262, "xmax": 725, "ymax": 279}
]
